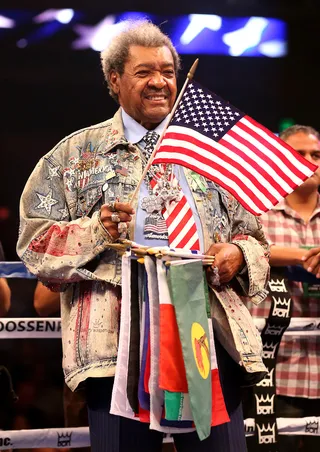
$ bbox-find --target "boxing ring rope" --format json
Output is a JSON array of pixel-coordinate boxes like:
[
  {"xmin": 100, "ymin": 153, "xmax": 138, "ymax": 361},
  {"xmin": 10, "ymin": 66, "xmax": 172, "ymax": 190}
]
[
  {"xmin": 0, "ymin": 262, "xmax": 319, "ymax": 448},
  {"xmin": 0, "ymin": 417, "xmax": 319, "ymax": 450},
  {"xmin": 0, "ymin": 317, "xmax": 319, "ymax": 339}
]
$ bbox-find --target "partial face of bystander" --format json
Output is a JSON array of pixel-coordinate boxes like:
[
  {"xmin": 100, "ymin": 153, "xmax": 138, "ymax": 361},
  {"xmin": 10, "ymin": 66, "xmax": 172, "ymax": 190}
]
[
  {"xmin": 109, "ymin": 45, "xmax": 177, "ymax": 130},
  {"xmin": 285, "ymin": 131, "xmax": 320, "ymax": 192}
]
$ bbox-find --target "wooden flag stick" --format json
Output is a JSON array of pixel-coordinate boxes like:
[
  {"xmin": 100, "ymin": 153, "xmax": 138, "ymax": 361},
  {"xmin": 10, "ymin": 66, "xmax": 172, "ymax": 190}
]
[
  {"xmin": 129, "ymin": 58, "xmax": 199, "ymax": 206},
  {"xmin": 107, "ymin": 238, "xmax": 216, "ymax": 264},
  {"xmin": 102, "ymin": 243, "xmax": 128, "ymax": 251},
  {"xmin": 165, "ymin": 259, "xmax": 214, "ymax": 267}
]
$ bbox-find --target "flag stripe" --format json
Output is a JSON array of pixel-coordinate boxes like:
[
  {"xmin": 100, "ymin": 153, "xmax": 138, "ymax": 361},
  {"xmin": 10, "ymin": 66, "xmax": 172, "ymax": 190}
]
[
  {"xmin": 237, "ymin": 120, "xmax": 304, "ymax": 183},
  {"xmin": 164, "ymin": 190, "xmax": 200, "ymax": 252},
  {"xmin": 167, "ymin": 207, "xmax": 193, "ymax": 244},
  {"xmin": 159, "ymin": 304, "xmax": 188, "ymax": 393},
  {"xmin": 236, "ymin": 121, "xmax": 305, "ymax": 185},
  {"xmin": 145, "ymin": 224, "xmax": 168, "ymax": 233},
  {"xmin": 165, "ymin": 201, "xmax": 190, "ymax": 236},
  {"xmin": 159, "ymin": 130, "xmax": 283, "ymax": 210},
  {"xmin": 218, "ymin": 134, "xmax": 288, "ymax": 199},
  {"xmin": 225, "ymin": 130, "xmax": 295, "ymax": 193},
  {"xmin": 155, "ymin": 152, "xmax": 263, "ymax": 215},
  {"xmin": 175, "ymin": 226, "xmax": 198, "ymax": 250},
  {"xmin": 163, "ymin": 196, "xmax": 187, "ymax": 226},
  {"xmin": 169, "ymin": 127, "xmax": 285, "ymax": 202},
  {"xmin": 183, "ymin": 232, "xmax": 200, "ymax": 251},
  {"xmin": 163, "ymin": 128, "xmax": 282, "ymax": 204},
  {"xmin": 157, "ymin": 137, "xmax": 271, "ymax": 212},
  {"xmin": 171, "ymin": 219, "xmax": 198, "ymax": 249},
  {"xmin": 243, "ymin": 116, "xmax": 316, "ymax": 176},
  {"xmin": 158, "ymin": 141, "xmax": 272, "ymax": 212}
]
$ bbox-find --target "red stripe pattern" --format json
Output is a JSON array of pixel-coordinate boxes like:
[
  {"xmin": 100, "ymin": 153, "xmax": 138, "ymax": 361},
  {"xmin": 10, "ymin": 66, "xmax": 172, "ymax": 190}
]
[
  {"xmin": 163, "ymin": 189, "xmax": 200, "ymax": 250},
  {"xmin": 153, "ymin": 80, "xmax": 318, "ymax": 216},
  {"xmin": 143, "ymin": 131, "xmax": 200, "ymax": 250}
]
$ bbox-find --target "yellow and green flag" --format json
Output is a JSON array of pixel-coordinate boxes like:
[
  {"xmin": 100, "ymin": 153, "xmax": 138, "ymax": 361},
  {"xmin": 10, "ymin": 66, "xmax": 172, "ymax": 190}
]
[{"xmin": 168, "ymin": 260, "xmax": 212, "ymax": 441}]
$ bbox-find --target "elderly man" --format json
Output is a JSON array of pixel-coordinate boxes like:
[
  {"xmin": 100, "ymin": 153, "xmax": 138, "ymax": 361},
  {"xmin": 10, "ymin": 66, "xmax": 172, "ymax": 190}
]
[
  {"xmin": 17, "ymin": 21, "xmax": 269, "ymax": 452},
  {"xmin": 249, "ymin": 125, "xmax": 320, "ymax": 452}
]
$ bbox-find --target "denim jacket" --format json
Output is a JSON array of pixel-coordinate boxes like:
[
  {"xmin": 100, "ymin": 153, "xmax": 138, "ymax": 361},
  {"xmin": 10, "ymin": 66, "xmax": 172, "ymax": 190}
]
[{"xmin": 17, "ymin": 109, "xmax": 269, "ymax": 390}]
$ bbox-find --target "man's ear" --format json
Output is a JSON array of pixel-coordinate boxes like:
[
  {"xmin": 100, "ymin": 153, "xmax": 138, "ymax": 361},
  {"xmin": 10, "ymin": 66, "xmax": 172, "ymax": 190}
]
[{"xmin": 109, "ymin": 70, "xmax": 120, "ymax": 94}]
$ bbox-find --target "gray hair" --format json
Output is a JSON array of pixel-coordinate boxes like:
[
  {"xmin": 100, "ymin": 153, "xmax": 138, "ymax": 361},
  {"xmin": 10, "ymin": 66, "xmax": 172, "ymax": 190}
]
[
  {"xmin": 280, "ymin": 124, "xmax": 320, "ymax": 141},
  {"xmin": 100, "ymin": 20, "xmax": 181, "ymax": 102}
]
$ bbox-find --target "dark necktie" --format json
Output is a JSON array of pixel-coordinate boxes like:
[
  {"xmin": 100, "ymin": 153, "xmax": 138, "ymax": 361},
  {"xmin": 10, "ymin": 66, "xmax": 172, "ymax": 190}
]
[{"xmin": 142, "ymin": 130, "xmax": 160, "ymax": 158}]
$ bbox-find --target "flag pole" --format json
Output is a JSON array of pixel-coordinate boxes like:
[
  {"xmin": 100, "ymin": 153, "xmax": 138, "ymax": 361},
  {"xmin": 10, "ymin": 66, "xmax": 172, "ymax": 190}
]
[{"xmin": 129, "ymin": 58, "xmax": 199, "ymax": 206}]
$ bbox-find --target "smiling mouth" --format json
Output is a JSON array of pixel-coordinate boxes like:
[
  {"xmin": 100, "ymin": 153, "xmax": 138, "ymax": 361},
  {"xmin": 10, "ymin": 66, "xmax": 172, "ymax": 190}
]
[{"xmin": 145, "ymin": 94, "xmax": 167, "ymax": 101}]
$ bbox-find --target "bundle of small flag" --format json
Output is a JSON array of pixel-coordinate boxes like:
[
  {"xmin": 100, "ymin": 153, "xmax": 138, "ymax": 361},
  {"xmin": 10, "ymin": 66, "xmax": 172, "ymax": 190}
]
[{"xmin": 110, "ymin": 248, "xmax": 230, "ymax": 441}]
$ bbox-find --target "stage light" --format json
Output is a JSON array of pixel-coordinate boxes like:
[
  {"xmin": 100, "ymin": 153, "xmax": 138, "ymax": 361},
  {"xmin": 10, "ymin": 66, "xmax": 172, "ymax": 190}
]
[
  {"xmin": 0, "ymin": 206, "xmax": 10, "ymax": 221},
  {"xmin": 0, "ymin": 14, "xmax": 15, "ymax": 28},
  {"xmin": 180, "ymin": 14, "xmax": 222, "ymax": 45},
  {"xmin": 90, "ymin": 21, "xmax": 128, "ymax": 51},
  {"xmin": 1, "ymin": 10, "xmax": 287, "ymax": 57},
  {"xmin": 258, "ymin": 40, "xmax": 287, "ymax": 58},
  {"xmin": 56, "ymin": 9, "xmax": 74, "ymax": 24},
  {"xmin": 222, "ymin": 17, "xmax": 268, "ymax": 56},
  {"xmin": 279, "ymin": 118, "xmax": 295, "ymax": 132},
  {"xmin": 73, "ymin": 15, "xmax": 128, "ymax": 51},
  {"xmin": 16, "ymin": 38, "xmax": 27, "ymax": 48},
  {"xmin": 33, "ymin": 9, "xmax": 74, "ymax": 24}
]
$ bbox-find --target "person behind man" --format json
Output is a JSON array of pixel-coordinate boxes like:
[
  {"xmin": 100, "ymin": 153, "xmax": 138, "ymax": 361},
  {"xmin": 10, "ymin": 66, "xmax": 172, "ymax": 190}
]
[
  {"xmin": 34, "ymin": 282, "xmax": 90, "ymax": 452},
  {"xmin": 249, "ymin": 125, "xmax": 320, "ymax": 451},
  {"xmin": 17, "ymin": 20, "xmax": 269, "ymax": 451},
  {"xmin": 0, "ymin": 241, "xmax": 11, "ymax": 317},
  {"xmin": 0, "ymin": 239, "xmax": 12, "ymax": 431}
]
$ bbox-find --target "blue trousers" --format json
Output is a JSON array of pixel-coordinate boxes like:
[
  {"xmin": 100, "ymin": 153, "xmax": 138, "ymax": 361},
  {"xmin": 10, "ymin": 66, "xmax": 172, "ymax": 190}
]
[{"xmin": 86, "ymin": 340, "xmax": 247, "ymax": 452}]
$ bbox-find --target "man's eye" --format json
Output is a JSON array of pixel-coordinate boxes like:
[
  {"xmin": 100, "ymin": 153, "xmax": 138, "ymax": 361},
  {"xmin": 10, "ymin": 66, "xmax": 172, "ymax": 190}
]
[
  {"xmin": 136, "ymin": 71, "xmax": 149, "ymax": 77},
  {"xmin": 312, "ymin": 153, "xmax": 320, "ymax": 160},
  {"xmin": 163, "ymin": 70, "xmax": 174, "ymax": 76}
]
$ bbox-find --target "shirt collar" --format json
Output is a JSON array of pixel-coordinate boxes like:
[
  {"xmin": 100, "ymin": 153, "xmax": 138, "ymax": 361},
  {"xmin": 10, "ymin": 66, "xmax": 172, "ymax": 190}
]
[
  {"xmin": 121, "ymin": 108, "xmax": 168, "ymax": 144},
  {"xmin": 272, "ymin": 199, "xmax": 288, "ymax": 212},
  {"xmin": 272, "ymin": 194, "xmax": 320, "ymax": 219}
]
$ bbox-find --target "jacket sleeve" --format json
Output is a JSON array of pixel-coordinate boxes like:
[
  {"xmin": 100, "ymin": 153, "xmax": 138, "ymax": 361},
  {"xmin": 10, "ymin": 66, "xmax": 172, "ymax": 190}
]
[
  {"xmin": 230, "ymin": 201, "xmax": 270, "ymax": 304},
  {"xmin": 17, "ymin": 147, "xmax": 118, "ymax": 290}
]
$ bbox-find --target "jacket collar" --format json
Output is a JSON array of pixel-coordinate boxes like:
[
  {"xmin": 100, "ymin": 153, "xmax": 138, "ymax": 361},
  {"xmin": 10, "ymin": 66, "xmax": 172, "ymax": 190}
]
[
  {"xmin": 99, "ymin": 108, "xmax": 129, "ymax": 155},
  {"xmin": 99, "ymin": 108, "xmax": 168, "ymax": 155}
]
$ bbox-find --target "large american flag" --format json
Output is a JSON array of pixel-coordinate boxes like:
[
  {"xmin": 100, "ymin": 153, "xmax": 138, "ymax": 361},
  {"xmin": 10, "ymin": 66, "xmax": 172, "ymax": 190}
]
[{"xmin": 153, "ymin": 80, "xmax": 317, "ymax": 215}]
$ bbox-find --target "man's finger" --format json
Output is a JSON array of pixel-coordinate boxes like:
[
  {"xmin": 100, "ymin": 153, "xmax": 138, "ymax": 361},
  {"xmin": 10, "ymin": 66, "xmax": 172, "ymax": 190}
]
[
  {"xmin": 109, "ymin": 212, "xmax": 133, "ymax": 223},
  {"xmin": 313, "ymin": 263, "xmax": 320, "ymax": 277},
  {"xmin": 302, "ymin": 247, "xmax": 320, "ymax": 261},
  {"xmin": 102, "ymin": 202, "xmax": 135, "ymax": 215},
  {"xmin": 114, "ymin": 202, "xmax": 135, "ymax": 214},
  {"xmin": 306, "ymin": 255, "xmax": 320, "ymax": 272}
]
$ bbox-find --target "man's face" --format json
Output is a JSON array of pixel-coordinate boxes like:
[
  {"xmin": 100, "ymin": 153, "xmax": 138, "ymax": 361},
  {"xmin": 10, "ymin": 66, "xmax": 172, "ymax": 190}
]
[
  {"xmin": 110, "ymin": 45, "xmax": 177, "ymax": 129},
  {"xmin": 285, "ymin": 131, "xmax": 320, "ymax": 191}
]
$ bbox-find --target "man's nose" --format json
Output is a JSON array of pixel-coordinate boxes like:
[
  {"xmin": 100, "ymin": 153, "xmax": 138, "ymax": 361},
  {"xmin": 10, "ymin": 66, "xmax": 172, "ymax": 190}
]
[{"xmin": 148, "ymin": 72, "xmax": 166, "ymax": 88}]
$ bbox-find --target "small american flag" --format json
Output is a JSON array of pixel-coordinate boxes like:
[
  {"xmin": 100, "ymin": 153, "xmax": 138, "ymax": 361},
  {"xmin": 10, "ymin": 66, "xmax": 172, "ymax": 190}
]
[{"xmin": 153, "ymin": 80, "xmax": 317, "ymax": 215}]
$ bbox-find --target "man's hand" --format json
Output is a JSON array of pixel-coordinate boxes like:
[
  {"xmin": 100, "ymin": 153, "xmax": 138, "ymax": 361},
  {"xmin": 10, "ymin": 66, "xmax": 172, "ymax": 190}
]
[
  {"xmin": 302, "ymin": 247, "xmax": 320, "ymax": 278},
  {"xmin": 206, "ymin": 243, "xmax": 244, "ymax": 284},
  {"xmin": 100, "ymin": 202, "xmax": 135, "ymax": 240}
]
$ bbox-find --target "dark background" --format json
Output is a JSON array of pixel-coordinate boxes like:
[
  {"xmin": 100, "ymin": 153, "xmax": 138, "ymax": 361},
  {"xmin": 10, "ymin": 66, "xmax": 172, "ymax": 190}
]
[{"xmin": 1, "ymin": 0, "xmax": 320, "ymax": 260}]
